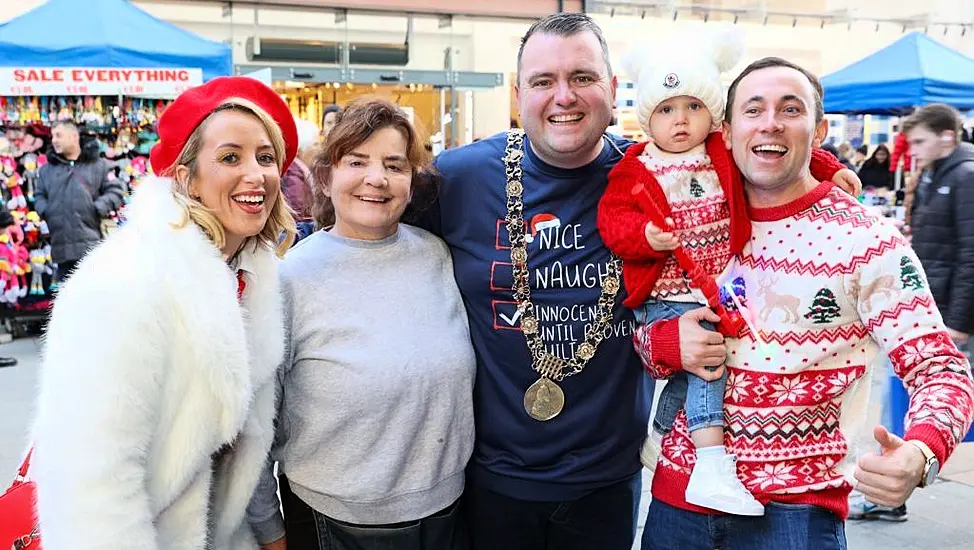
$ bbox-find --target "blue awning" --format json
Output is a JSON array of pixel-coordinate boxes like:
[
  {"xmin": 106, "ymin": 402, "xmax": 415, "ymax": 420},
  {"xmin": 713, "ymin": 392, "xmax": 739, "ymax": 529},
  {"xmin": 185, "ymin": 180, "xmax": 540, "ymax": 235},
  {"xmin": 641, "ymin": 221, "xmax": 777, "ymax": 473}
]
[
  {"xmin": 0, "ymin": 0, "xmax": 231, "ymax": 82},
  {"xmin": 822, "ymin": 32, "xmax": 974, "ymax": 115}
]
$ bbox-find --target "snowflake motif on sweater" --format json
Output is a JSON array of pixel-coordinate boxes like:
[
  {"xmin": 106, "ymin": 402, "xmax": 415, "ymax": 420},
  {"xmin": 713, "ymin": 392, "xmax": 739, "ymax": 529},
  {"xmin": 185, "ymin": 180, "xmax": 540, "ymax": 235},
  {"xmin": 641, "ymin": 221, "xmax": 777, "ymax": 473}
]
[{"xmin": 634, "ymin": 183, "xmax": 974, "ymax": 519}]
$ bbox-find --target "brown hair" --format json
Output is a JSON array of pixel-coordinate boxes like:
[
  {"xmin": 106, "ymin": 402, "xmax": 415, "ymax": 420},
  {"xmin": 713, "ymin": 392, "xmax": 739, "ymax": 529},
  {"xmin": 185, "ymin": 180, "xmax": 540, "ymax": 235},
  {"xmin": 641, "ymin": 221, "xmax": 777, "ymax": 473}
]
[
  {"xmin": 311, "ymin": 97, "xmax": 438, "ymax": 229},
  {"xmin": 725, "ymin": 57, "xmax": 825, "ymax": 123},
  {"xmin": 902, "ymin": 103, "xmax": 962, "ymax": 141},
  {"xmin": 167, "ymin": 99, "xmax": 296, "ymax": 257},
  {"xmin": 517, "ymin": 12, "xmax": 612, "ymax": 85}
]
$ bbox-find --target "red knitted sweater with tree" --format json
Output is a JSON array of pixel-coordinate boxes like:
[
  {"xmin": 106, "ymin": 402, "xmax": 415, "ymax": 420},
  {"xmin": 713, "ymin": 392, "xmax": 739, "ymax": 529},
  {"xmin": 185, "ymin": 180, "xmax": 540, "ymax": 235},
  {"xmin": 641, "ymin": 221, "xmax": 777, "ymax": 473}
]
[
  {"xmin": 634, "ymin": 183, "xmax": 974, "ymax": 519},
  {"xmin": 597, "ymin": 133, "xmax": 846, "ymax": 308}
]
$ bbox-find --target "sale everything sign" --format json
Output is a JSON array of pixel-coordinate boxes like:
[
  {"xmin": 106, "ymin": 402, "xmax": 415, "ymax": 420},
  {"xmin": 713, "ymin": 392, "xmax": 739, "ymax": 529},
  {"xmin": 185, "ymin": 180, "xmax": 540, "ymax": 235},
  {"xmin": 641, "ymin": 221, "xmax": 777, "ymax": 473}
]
[{"xmin": 0, "ymin": 67, "xmax": 203, "ymax": 96}]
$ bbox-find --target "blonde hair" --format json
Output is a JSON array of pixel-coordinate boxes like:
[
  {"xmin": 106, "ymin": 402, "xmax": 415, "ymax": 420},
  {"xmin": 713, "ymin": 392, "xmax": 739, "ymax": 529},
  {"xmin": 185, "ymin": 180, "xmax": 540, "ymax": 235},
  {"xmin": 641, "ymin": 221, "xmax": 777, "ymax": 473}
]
[{"xmin": 164, "ymin": 98, "xmax": 296, "ymax": 257}]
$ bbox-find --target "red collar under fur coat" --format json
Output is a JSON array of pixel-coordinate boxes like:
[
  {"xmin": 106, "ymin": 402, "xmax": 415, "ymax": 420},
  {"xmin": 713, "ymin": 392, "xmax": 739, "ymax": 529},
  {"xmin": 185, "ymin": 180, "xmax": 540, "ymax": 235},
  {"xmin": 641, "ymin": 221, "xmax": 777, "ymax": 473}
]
[{"xmin": 597, "ymin": 132, "xmax": 751, "ymax": 309}]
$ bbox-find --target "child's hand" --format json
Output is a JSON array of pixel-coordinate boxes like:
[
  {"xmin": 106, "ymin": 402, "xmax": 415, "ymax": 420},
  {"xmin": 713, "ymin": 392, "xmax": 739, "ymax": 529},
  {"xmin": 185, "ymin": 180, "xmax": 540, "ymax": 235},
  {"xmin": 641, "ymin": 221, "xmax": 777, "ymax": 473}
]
[
  {"xmin": 645, "ymin": 218, "xmax": 679, "ymax": 251},
  {"xmin": 832, "ymin": 169, "xmax": 862, "ymax": 197}
]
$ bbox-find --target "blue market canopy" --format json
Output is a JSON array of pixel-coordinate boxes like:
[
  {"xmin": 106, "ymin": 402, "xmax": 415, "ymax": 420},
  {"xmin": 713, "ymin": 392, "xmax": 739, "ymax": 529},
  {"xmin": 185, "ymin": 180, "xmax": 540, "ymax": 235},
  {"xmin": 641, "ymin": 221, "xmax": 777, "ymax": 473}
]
[
  {"xmin": 0, "ymin": 0, "xmax": 230, "ymax": 82},
  {"xmin": 822, "ymin": 32, "xmax": 974, "ymax": 115}
]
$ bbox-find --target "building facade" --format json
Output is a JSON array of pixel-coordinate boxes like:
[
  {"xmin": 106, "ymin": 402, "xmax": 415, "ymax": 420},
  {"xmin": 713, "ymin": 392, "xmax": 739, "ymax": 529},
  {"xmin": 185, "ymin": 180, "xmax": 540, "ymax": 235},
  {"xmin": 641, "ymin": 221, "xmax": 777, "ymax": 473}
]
[{"xmin": 5, "ymin": 0, "xmax": 974, "ymax": 144}]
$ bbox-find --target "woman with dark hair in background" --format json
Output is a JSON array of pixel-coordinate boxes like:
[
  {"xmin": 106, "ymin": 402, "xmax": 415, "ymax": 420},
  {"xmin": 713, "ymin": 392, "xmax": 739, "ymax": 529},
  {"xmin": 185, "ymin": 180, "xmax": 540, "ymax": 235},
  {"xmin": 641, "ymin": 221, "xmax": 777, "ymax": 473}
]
[
  {"xmin": 320, "ymin": 104, "xmax": 342, "ymax": 140},
  {"xmin": 859, "ymin": 144, "xmax": 894, "ymax": 190}
]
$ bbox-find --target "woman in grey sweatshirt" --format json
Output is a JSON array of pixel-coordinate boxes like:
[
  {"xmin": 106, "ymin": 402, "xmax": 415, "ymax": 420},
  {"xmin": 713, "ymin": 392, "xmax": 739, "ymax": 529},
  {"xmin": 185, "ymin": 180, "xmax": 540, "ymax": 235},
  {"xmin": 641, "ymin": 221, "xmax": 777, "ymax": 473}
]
[{"xmin": 247, "ymin": 99, "xmax": 475, "ymax": 550}]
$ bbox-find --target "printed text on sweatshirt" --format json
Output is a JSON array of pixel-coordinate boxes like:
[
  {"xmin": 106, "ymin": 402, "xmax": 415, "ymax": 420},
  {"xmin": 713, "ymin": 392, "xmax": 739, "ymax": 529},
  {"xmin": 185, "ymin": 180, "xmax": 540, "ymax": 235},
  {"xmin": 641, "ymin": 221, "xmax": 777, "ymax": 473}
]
[{"xmin": 634, "ymin": 182, "xmax": 974, "ymax": 519}]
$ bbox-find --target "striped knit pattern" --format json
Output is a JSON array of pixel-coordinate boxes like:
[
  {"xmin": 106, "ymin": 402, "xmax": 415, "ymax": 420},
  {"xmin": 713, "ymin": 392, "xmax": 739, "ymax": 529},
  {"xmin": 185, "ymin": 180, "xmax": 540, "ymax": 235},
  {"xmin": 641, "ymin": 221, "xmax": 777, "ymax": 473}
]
[
  {"xmin": 635, "ymin": 182, "xmax": 974, "ymax": 519},
  {"xmin": 639, "ymin": 143, "xmax": 732, "ymax": 304}
]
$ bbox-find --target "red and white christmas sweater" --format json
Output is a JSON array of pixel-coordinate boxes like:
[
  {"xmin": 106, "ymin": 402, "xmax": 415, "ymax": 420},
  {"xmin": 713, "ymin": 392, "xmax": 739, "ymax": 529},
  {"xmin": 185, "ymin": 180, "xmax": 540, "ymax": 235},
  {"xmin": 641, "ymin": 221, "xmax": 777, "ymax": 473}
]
[
  {"xmin": 634, "ymin": 182, "xmax": 974, "ymax": 519},
  {"xmin": 598, "ymin": 132, "xmax": 845, "ymax": 309}
]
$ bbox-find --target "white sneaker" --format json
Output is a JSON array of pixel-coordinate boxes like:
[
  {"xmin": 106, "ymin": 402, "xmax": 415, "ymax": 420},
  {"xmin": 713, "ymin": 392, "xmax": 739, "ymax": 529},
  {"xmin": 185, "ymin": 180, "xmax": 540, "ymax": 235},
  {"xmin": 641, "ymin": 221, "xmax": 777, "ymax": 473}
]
[
  {"xmin": 685, "ymin": 453, "xmax": 765, "ymax": 516},
  {"xmin": 640, "ymin": 431, "xmax": 663, "ymax": 472}
]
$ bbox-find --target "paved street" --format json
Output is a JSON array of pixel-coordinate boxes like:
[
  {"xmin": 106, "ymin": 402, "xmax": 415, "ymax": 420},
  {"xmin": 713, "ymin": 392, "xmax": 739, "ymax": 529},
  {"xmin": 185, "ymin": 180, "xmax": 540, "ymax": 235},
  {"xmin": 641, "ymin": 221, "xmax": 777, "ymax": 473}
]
[
  {"xmin": 0, "ymin": 336, "xmax": 39, "ymax": 478},
  {"xmin": 2, "ymin": 336, "xmax": 972, "ymax": 548}
]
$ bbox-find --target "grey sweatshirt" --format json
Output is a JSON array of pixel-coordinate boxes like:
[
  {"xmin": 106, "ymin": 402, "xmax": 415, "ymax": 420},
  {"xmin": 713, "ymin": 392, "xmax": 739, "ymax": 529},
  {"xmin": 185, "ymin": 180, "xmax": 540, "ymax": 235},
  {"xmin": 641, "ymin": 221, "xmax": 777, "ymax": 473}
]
[{"xmin": 247, "ymin": 225, "xmax": 476, "ymax": 543}]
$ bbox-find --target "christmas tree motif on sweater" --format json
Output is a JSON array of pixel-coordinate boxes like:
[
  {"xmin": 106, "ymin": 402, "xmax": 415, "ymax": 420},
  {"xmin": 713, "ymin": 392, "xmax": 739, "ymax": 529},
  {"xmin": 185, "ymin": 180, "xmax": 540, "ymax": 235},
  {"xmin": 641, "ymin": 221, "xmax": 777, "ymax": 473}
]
[
  {"xmin": 900, "ymin": 256, "xmax": 924, "ymax": 290},
  {"xmin": 689, "ymin": 178, "xmax": 704, "ymax": 198},
  {"xmin": 805, "ymin": 288, "xmax": 841, "ymax": 324}
]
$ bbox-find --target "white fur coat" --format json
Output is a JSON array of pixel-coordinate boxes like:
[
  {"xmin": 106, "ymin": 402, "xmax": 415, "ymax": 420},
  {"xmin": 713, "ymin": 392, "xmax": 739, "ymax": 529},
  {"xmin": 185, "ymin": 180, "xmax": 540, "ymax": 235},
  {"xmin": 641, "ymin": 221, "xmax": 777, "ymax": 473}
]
[{"xmin": 30, "ymin": 177, "xmax": 285, "ymax": 550}]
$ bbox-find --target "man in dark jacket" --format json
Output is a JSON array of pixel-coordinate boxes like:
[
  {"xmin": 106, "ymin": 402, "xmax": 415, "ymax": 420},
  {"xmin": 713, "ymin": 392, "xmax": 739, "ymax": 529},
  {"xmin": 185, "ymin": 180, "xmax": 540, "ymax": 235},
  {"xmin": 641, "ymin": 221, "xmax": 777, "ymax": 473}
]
[
  {"xmin": 855, "ymin": 102, "xmax": 974, "ymax": 523},
  {"xmin": 905, "ymin": 103, "xmax": 974, "ymax": 346},
  {"xmin": 34, "ymin": 122, "xmax": 125, "ymax": 280}
]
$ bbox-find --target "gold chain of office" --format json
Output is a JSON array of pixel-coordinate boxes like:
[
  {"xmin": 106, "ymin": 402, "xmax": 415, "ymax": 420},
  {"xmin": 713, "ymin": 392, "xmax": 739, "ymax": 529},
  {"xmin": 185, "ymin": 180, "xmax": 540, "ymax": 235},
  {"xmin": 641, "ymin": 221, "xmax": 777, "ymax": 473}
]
[{"xmin": 502, "ymin": 128, "xmax": 622, "ymax": 421}]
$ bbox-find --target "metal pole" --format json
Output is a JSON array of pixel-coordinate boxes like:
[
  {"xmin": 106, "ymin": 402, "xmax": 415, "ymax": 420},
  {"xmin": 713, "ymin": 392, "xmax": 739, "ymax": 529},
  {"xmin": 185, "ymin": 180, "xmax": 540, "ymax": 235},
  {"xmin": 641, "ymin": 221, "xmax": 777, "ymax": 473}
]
[
  {"xmin": 440, "ymin": 87, "xmax": 446, "ymax": 151},
  {"xmin": 443, "ymin": 43, "xmax": 457, "ymax": 149},
  {"xmin": 450, "ymin": 83, "xmax": 458, "ymax": 148},
  {"xmin": 341, "ymin": 10, "xmax": 350, "ymax": 80}
]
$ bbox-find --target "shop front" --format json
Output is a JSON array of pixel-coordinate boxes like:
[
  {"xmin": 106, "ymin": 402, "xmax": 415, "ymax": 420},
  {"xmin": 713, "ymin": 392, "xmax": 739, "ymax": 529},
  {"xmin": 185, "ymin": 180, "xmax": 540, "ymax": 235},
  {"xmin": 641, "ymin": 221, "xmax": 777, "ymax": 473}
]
[{"xmin": 237, "ymin": 64, "xmax": 503, "ymax": 149}]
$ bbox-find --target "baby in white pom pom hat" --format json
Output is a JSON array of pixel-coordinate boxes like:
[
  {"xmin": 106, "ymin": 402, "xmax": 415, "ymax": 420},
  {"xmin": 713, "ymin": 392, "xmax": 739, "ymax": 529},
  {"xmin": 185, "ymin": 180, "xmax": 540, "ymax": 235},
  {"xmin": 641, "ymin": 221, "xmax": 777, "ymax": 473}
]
[
  {"xmin": 626, "ymin": 27, "xmax": 743, "ymax": 148},
  {"xmin": 597, "ymin": 27, "xmax": 851, "ymax": 517}
]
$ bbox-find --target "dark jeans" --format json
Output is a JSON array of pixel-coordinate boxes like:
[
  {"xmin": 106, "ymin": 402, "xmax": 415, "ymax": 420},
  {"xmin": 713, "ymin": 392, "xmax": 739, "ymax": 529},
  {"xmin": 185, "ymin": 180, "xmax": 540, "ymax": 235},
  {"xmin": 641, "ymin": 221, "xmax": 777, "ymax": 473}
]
[
  {"xmin": 635, "ymin": 299, "xmax": 726, "ymax": 434},
  {"xmin": 280, "ymin": 475, "xmax": 469, "ymax": 550},
  {"xmin": 641, "ymin": 499, "xmax": 847, "ymax": 550},
  {"xmin": 466, "ymin": 472, "xmax": 641, "ymax": 550}
]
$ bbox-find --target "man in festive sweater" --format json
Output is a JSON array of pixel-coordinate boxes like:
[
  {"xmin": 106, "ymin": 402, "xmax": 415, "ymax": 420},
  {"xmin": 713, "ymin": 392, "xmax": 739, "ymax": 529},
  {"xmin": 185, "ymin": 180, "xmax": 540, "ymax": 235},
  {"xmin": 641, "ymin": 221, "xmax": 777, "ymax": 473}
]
[
  {"xmin": 634, "ymin": 57, "xmax": 974, "ymax": 549},
  {"xmin": 426, "ymin": 14, "xmax": 861, "ymax": 549}
]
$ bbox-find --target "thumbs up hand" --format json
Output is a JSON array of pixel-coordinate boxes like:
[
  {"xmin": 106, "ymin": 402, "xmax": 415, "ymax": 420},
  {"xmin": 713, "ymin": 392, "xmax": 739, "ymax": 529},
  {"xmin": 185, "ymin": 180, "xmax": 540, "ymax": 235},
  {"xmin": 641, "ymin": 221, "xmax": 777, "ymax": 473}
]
[{"xmin": 853, "ymin": 426, "xmax": 927, "ymax": 507}]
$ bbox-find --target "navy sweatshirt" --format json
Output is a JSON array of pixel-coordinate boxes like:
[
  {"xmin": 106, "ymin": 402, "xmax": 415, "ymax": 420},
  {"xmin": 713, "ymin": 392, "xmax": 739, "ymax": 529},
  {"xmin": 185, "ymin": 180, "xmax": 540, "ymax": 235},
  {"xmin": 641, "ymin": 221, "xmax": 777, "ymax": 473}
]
[{"xmin": 424, "ymin": 131, "xmax": 654, "ymax": 501}]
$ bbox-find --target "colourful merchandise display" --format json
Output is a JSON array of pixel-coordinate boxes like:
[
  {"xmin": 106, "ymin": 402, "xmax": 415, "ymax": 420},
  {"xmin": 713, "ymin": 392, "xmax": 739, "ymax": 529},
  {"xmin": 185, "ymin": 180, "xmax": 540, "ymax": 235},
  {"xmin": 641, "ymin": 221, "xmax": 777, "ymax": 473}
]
[{"xmin": 0, "ymin": 95, "xmax": 158, "ymax": 329}]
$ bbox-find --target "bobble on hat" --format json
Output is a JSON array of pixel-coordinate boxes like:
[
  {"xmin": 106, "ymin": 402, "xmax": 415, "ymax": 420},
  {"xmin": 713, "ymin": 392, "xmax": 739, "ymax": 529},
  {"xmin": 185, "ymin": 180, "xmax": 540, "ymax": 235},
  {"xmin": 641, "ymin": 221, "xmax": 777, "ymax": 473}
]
[{"xmin": 622, "ymin": 26, "xmax": 745, "ymax": 138}]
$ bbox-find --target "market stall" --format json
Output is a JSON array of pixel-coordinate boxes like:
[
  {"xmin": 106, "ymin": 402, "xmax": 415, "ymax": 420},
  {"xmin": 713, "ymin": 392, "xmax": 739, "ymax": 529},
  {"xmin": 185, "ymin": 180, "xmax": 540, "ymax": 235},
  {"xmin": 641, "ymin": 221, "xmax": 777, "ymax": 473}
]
[
  {"xmin": 823, "ymin": 33, "xmax": 974, "ymax": 443},
  {"xmin": 0, "ymin": 0, "xmax": 230, "ymax": 335},
  {"xmin": 821, "ymin": 32, "xmax": 974, "ymax": 116},
  {"xmin": 822, "ymin": 31, "xmax": 974, "ymax": 183}
]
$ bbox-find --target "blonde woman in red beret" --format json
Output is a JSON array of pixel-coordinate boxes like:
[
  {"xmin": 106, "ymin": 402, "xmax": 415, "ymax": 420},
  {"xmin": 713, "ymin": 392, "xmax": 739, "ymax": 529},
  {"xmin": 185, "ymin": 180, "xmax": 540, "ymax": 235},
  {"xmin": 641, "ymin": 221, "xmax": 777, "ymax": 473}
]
[{"xmin": 29, "ymin": 77, "xmax": 297, "ymax": 550}]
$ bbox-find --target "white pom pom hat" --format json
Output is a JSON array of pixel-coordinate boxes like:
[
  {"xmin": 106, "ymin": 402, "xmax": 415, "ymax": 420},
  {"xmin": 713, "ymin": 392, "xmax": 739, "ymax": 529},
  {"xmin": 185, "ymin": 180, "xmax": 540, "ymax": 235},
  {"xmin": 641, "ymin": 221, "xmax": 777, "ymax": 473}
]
[{"xmin": 622, "ymin": 26, "xmax": 745, "ymax": 138}]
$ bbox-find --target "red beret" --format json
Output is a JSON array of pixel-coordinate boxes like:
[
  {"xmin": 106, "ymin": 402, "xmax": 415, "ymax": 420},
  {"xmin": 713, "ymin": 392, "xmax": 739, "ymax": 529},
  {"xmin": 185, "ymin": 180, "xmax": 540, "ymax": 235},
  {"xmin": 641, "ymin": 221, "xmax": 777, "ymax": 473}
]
[{"xmin": 150, "ymin": 76, "xmax": 298, "ymax": 176}]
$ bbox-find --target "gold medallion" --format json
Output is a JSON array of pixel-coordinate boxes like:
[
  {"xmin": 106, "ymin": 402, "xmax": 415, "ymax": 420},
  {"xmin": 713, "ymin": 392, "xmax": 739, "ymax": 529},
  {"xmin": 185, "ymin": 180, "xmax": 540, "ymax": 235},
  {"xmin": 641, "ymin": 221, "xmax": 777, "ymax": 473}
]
[
  {"xmin": 523, "ymin": 377, "xmax": 565, "ymax": 421},
  {"xmin": 501, "ymin": 129, "xmax": 622, "ymax": 421}
]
